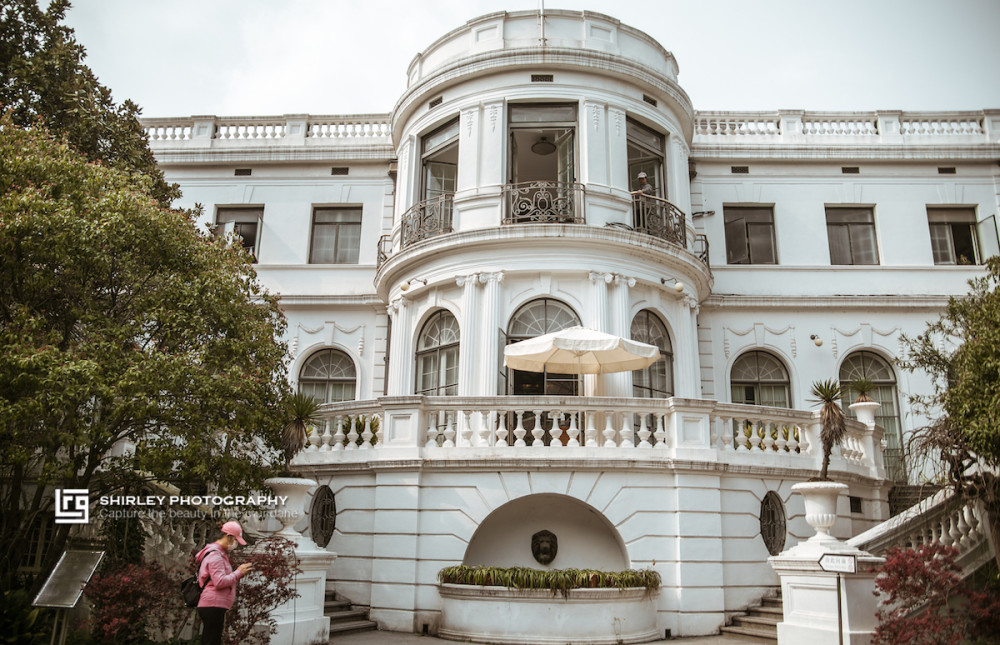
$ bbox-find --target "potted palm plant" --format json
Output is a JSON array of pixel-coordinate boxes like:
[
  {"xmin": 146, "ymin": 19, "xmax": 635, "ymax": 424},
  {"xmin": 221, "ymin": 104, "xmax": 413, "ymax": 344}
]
[
  {"xmin": 266, "ymin": 392, "xmax": 322, "ymax": 539},
  {"xmin": 791, "ymin": 379, "xmax": 848, "ymax": 544}
]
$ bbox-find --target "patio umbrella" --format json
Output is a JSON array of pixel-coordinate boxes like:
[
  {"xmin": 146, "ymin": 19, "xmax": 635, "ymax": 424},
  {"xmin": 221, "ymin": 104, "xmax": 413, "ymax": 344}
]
[{"xmin": 503, "ymin": 326, "xmax": 660, "ymax": 375}]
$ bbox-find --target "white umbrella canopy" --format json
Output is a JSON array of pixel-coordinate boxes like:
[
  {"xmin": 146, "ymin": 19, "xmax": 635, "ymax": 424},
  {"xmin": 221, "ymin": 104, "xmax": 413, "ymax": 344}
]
[{"xmin": 503, "ymin": 326, "xmax": 660, "ymax": 375}]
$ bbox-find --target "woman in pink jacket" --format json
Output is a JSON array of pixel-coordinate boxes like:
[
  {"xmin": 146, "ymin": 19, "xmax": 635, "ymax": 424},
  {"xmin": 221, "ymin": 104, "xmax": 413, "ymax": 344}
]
[{"xmin": 195, "ymin": 521, "xmax": 254, "ymax": 645}]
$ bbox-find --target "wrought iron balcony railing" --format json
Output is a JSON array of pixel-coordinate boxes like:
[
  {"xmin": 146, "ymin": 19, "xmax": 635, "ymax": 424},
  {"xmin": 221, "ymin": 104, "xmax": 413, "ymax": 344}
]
[
  {"xmin": 694, "ymin": 234, "xmax": 710, "ymax": 268},
  {"xmin": 503, "ymin": 181, "xmax": 585, "ymax": 225},
  {"xmin": 376, "ymin": 234, "xmax": 392, "ymax": 270},
  {"xmin": 401, "ymin": 194, "xmax": 454, "ymax": 249},
  {"xmin": 632, "ymin": 194, "xmax": 686, "ymax": 247}
]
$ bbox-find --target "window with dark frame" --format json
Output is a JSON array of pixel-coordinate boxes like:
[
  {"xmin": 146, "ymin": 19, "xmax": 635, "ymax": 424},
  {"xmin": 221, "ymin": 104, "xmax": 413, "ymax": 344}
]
[
  {"xmin": 415, "ymin": 310, "xmax": 460, "ymax": 396},
  {"xmin": 723, "ymin": 206, "xmax": 776, "ymax": 264},
  {"xmin": 309, "ymin": 207, "xmax": 362, "ymax": 264},
  {"xmin": 928, "ymin": 207, "xmax": 980, "ymax": 265},
  {"xmin": 730, "ymin": 351, "xmax": 790, "ymax": 408},
  {"xmin": 214, "ymin": 207, "xmax": 263, "ymax": 259},
  {"xmin": 626, "ymin": 118, "xmax": 665, "ymax": 198},
  {"xmin": 298, "ymin": 349, "xmax": 356, "ymax": 403},
  {"xmin": 630, "ymin": 310, "xmax": 673, "ymax": 398},
  {"xmin": 826, "ymin": 207, "xmax": 879, "ymax": 265}
]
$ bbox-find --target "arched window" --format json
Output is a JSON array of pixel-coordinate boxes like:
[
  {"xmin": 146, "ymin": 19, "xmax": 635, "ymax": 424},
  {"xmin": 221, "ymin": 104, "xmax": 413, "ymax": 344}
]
[
  {"xmin": 505, "ymin": 298, "xmax": 580, "ymax": 395},
  {"xmin": 415, "ymin": 310, "xmax": 460, "ymax": 395},
  {"xmin": 730, "ymin": 351, "xmax": 790, "ymax": 408},
  {"xmin": 299, "ymin": 349, "xmax": 356, "ymax": 403},
  {"xmin": 839, "ymin": 351, "xmax": 905, "ymax": 481},
  {"xmin": 631, "ymin": 310, "xmax": 673, "ymax": 398}
]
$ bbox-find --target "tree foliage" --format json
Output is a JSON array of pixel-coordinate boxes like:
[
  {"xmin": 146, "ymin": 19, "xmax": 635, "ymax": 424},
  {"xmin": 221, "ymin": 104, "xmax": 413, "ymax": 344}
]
[
  {"xmin": 0, "ymin": 0, "xmax": 178, "ymax": 206},
  {"xmin": 900, "ymin": 258, "xmax": 1000, "ymax": 548},
  {"xmin": 0, "ymin": 120, "xmax": 290, "ymax": 589}
]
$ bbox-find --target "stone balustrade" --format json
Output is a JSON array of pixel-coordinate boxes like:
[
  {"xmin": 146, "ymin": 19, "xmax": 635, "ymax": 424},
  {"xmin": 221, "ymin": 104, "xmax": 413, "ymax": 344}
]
[
  {"xmin": 142, "ymin": 114, "xmax": 392, "ymax": 145},
  {"xmin": 293, "ymin": 396, "xmax": 883, "ymax": 479},
  {"xmin": 693, "ymin": 109, "xmax": 999, "ymax": 144},
  {"xmin": 848, "ymin": 487, "xmax": 994, "ymax": 576}
]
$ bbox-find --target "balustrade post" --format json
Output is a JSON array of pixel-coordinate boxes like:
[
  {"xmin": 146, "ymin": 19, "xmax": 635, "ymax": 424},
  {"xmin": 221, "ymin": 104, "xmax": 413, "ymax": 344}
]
[
  {"xmin": 494, "ymin": 411, "xmax": 508, "ymax": 447},
  {"xmin": 345, "ymin": 415, "xmax": 359, "ymax": 450},
  {"xmin": 566, "ymin": 413, "xmax": 580, "ymax": 447},
  {"xmin": 531, "ymin": 410, "xmax": 545, "ymax": 448},
  {"xmin": 654, "ymin": 413, "xmax": 668, "ymax": 449},
  {"xmin": 426, "ymin": 411, "xmax": 439, "ymax": 448},
  {"xmin": 603, "ymin": 411, "xmax": 617, "ymax": 447},
  {"xmin": 442, "ymin": 412, "xmax": 456, "ymax": 448},
  {"xmin": 513, "ymin": 410, "xmax": 527, "ymax": 447},
  {"xmin": 620, "ymin": 412, "xmax": 635, "ymax": 449},
  {"xmin": 637, "ymin": 414, "xmax": 651, "ymax": 448},
  {"xmin": 584, "ymin": 413, "xmax": 598, "ymax": 447}
]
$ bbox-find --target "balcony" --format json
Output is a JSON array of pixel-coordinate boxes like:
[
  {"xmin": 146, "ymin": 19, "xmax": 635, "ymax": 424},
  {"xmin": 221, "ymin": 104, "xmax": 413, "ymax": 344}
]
[
  {"xmin": 292, "ymin": 396, "xmax": 885, "ymax": 482},
  {"xmin": 502, "ymin": 181, "xmax": 585, "ymax": 225},
  {"xmin": 400, "ymin": 194, "xmax": 454, "ymax": 249},
  {"xmin": 632, "ymin": 193, "xmax": 686, "ymax": 247}
]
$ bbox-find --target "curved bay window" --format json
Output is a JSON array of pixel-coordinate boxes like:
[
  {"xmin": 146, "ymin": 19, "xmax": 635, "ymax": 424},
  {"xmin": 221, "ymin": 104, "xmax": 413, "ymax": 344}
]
[
  {"xmin": 840, "ymin": 351, "xmax": 905, "ymax": 482},
  {"xmin": 403, "ymin": 119, "xmax": 459, "ymax": 248},
  {"xmin": 504, "ymin": 298, "xmax": 581, "ymax": 396},
  {"xmin": 630, "ymin": 310, "xmax": 673, "ymax": 398},
  {"xmin": 730, "ymin": 351, "xmax": 790, "ymax": 408},
  {"xmin": 505, "ymin": 104, "xmax": 582, "ymax": 224},
  {"xmin": 299, "ymin": 349, "xmax": 357, "ymax": 403},
  {"xmin": 415, "ymin": 310, "xmax": 460, "ymax": 396}
]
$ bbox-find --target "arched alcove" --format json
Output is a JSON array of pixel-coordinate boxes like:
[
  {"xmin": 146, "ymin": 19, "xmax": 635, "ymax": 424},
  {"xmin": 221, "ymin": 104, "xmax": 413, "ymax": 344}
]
[{"xmin": 463, "ymin": 493, "xmax": 628, "ymax": 570}]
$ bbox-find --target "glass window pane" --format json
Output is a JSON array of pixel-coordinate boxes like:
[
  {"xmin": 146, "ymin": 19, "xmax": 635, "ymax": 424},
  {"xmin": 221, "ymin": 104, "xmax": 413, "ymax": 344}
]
[
  {"xmin": 423, "ymin": 119, "xmax": 460, "ymax": 152},
  {"xmin": 828, "ymin": 223, "xmax": 852, "ymax": 264},
  {"xmin": 929, "ymin": 223, "xmax": 955, "ymax": 264},
  {"xmin": 510, "ymin": 104, "xmax": 577, "ymax": 123},
  {"xmin": 952, "ymin": 224, "xmax": 978, "ymax": 265},
  {"xmin": 747, "ymin": 223, "xmax": 776, "ymax": 264},
  {"xmin": 849, "ymin": 224, "xmax": 878, "ymax": 264},
  {"xmin": 335, "ymin": 223, "xmax": 361, "ymax": 263}
]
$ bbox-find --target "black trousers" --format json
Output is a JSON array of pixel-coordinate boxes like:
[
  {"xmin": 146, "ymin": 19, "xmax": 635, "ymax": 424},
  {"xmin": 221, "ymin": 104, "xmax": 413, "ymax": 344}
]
[{"xmin": 198, "ymin": 606, "xmax": 227, "ymax": 645}]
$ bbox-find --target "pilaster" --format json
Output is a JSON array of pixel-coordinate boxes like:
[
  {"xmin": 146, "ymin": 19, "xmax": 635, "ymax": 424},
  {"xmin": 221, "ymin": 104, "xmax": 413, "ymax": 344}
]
[
  {"xmin": 456, "ymin": 274, "xmax": 480, "ymax": 396},
  {"xmin": 478, "ymin": 272, "xmax": 505, "ymax": 395}
]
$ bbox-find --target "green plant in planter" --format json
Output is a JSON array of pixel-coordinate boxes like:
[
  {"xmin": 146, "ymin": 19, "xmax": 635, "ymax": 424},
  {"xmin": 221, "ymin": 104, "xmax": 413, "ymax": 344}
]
[
  {"xmin": 281, "ymin": 392, "xmax": 322, "ymax": 472},
  {"xmin": 437, "ymin": 565, "xmax": 661, "ymax": 598},
  {"xmin": 810, "ymin": 379, "xmax": 846, "ymax": 481},
  {"xmin": 849, "ymin": 377, "xmax": 876, "ymax": 404},
  {"xmin": 339, "ymin": 414, "xmax": 380, "ymax": 447}
]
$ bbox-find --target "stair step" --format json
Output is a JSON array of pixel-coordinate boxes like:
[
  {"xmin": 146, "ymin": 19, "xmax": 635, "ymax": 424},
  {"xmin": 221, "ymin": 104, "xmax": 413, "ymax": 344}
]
[
  {"xmin": 748, "ymin": 604, "xmax": 783, "ymax": 617},
  {"xmin": 327, "ymin": 608, "xmax": 370, "ymax": 622},
  {"xmin": 329, "ymin": 619, "xmax": 378, "ymax": 636},
  {"xmin": 324, "ymin": 599, "xmax": 351, "ymax": 611},
  {"xmin": 731, "ymin": 614, "xmax": 779, "ymax": 632},
  {"xmin": 720, "ymin": 625, "xmax": 778, "ymax": 643}
]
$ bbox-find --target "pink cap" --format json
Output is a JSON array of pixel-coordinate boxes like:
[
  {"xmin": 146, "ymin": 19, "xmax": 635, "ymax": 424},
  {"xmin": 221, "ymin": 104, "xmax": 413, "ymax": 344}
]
[{"xmin": 221, "ymin": 521, "xmax": 247, "ymax": 545}]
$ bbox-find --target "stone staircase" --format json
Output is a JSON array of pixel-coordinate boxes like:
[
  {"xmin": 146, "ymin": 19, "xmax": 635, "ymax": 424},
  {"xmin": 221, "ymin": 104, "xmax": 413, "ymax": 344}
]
[
  {"xmin": 325, "ymin": 583, "xmax": 377, "ymax": 639},
  {"xmin": 720, "ymin": 588, "xmax": 781, "ymax": 643}
]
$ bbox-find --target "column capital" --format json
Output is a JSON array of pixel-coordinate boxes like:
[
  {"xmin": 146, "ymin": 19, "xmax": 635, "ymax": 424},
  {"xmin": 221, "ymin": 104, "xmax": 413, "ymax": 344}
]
[
  {"xmin": 589, "ymin": 271, "xmax": 613, "ymax": 284},
  {"xmin": 613, "ymin": 274, "xmax": 636, "ymax": 288}
]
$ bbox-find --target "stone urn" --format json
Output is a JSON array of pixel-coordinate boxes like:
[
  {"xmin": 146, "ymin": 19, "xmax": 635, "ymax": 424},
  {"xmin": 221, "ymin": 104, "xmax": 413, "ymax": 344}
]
[
  {"xmin": 264, "ymin": 476, "xmax": 317, "ymax": 539},
  {"xmin": 792, "ymin": 481, "xmax": 848, "ymax": 543},
  {"xmin": 849, "ymin": 400, "xmax": 881, "ymax": 428}
]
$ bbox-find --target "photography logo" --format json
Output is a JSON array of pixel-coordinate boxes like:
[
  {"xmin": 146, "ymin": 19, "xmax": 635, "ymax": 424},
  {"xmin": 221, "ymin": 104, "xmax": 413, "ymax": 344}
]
[{"xmin": 54, "ymin": 489, "xmax": 90, "ymax": 524}]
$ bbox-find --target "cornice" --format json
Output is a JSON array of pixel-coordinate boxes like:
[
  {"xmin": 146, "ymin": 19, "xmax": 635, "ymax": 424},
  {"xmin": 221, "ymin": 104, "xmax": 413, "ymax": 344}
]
[
  {"xmin": 149, "ymin": 144, "xmax": 395, "ymax": 165},
  {"xmin": 691, "ymin": 143, "xmax": 1000, "ymax": 162}
]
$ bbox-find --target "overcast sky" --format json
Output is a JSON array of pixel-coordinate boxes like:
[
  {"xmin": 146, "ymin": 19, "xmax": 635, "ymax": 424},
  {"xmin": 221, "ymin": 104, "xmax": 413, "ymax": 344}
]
[{"xmin": 64, "ymin": 0, "xmax": 1000, "ymax": 119}]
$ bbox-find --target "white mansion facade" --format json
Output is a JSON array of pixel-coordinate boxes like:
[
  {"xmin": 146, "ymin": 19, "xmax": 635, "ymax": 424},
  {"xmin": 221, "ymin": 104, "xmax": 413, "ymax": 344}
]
[{"xmin": 143, "ymin": 10, "xmax": 999, "ymax": 638}]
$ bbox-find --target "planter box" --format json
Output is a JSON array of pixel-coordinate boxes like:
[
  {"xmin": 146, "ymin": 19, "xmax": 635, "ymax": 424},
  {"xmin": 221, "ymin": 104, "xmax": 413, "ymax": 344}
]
[{"xmin": 438, "ymin": 583, "xmax": 659, "ymax": 645}]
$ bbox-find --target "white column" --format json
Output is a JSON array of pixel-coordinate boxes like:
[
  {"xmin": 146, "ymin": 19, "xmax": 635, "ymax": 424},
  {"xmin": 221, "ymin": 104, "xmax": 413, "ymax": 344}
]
[
  {"xmin": 671, "ymin": 297, "xmax": 701, "ymax": 399},
  {"xmin": 604, "ymin": 274, "xmax": 635, "ymax": 398},
  {"xmin": 478, "ymin": 272, "xmax": 504, "ymax": 395},
  {"xmin": 588, "ymin": 272, "xmax": 612, "ymax": 396},
  {"xmin": 386, "ymin": 299, "xmax": 411, "ymax": 395},
  {"xmin": 456, "ymin": 274, "xmax": 480, "ymax": 396}
]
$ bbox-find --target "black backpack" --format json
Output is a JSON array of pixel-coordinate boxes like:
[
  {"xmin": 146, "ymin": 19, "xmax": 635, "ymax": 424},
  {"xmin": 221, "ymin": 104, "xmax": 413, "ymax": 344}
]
[{"xmin": 181, "ymin": 575, "xmax": 203, "ymax": 607}]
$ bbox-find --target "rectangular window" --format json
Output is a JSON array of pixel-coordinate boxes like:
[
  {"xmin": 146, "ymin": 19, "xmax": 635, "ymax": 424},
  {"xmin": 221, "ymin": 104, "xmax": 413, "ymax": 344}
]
[
  {"xmin": 724, "ymin": 206, "xmax": 776, "ymax": 264},
  {"xmin": 215, "ymin": 207, "xmax": 263, "ymax": 259},
  {"xmin": 309, "ymin": 207, "xmax": 362, "ymax": 264},
  {"xmin": 826, "ymin": 207, "xmax": 879, "ymax": 265},
  {"xmin": 928, "ymin": 208, "xmax": 980, "ymax": 265},
  {"xmin": 627, "ymin": 118, "xmax": 665, "ymax": 198}
]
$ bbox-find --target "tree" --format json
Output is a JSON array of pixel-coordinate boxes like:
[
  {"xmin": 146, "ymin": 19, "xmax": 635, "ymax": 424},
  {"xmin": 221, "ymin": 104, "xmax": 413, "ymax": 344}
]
[
  {"xmin": 810, "ymin": 379, "xmax": 846, "ymax": 481},
  {"xmin": 0, "ymin": 0, "xmax": 179, "ymax": 206},
  {"xmin": 281, "ymin": 392, "xmax": 321, "ymax": 473},
  {"xmin": 0, "ymin": 120, "xmax": 291, "ymax": 590},
  {"xmin": 900, "ymin": 256, "xmax": 1000, "ymax": 557}
]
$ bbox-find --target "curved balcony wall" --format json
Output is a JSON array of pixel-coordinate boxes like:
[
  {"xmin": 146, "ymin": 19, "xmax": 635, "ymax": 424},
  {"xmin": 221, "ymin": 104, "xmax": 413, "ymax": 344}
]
[{"xmin": 388, "ymin": 10, "xmax": 697, "ymax": 286}]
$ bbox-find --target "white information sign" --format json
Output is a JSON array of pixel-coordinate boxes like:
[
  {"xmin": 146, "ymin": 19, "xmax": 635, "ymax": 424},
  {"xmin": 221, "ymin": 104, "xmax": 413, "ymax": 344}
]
[{"xmin": 818, "ymin": 553, "xmax": 857, "ymax": 574}]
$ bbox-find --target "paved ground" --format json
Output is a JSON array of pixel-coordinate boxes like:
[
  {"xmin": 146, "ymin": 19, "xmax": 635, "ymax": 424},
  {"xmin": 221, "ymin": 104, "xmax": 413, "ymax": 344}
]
[{"xmin": 330, "ymin": 630, "xmax": 762, "ymax": 644}]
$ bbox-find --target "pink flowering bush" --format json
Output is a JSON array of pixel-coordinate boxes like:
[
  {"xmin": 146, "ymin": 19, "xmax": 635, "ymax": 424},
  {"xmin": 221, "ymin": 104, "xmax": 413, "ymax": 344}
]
[
  {"xmin": 223, "ymin": 536, "xmax": 301, "ymax": 645},
  {"xmin": 84, "ymin": 560, "xmax": 190, "ymax": 644},
  {"xmin": 874, "ymin": 543, "xmax": 1000, "ymax": 645}
]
